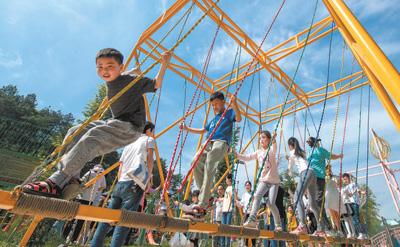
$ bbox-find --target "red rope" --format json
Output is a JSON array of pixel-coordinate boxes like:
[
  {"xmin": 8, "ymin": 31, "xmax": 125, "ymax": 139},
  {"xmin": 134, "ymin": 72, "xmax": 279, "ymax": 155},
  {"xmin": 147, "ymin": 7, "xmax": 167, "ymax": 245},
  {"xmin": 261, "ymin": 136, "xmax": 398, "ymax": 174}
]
[
  {"xmin": 160, "ymin": 24, "xmax": 222, "ymax": 200},
  {"xmin": 177, "ymin": 0, "xmax": 287, "ymax": 193}
]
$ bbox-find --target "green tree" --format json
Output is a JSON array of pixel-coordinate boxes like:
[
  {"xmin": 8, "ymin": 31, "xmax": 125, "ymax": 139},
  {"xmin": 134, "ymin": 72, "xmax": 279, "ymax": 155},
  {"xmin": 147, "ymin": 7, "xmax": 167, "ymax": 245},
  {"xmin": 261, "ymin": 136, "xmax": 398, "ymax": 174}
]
[
  {"xmin": 359, "ymin": 185, "xmax": 383, "ymax": 236},
  {"xmin": 81, "ymin": 83, "xmax": 111, "ymax": 121},
  {"xmin": 0, "ymin": 84, "xmax": 74, "ymax": 156}
]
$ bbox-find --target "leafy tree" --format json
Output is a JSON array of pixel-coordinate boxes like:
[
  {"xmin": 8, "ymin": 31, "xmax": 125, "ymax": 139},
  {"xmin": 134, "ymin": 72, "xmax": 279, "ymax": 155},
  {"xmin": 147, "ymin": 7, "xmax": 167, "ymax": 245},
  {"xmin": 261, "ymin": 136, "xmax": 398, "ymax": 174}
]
[
  {"xmin": 81, "ymin": 83, "xmax": 111, "ymax": 121},
  {"xmin": 359, "ymin": 185, "xmax": 383, "ymax": 236},
  {"xmin": 0, "ymin": 84, "xmax": 74, "ymax": 156}
]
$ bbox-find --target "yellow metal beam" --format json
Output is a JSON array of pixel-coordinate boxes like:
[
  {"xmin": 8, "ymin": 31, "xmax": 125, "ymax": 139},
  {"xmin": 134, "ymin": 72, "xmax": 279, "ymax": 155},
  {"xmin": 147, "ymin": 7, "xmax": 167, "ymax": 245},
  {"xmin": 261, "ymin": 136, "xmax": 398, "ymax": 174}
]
[
  {"xmin": 322, "ymin": 0, "xmax": 400, "ymax": 130},
  {"xmin": 0, "ymin": 190, "xmax": 369, "ymax": 245},
  {"xmin": 193, "ymin": 0, "xmax": 309, "ymax": 106},
  {"xmin": 144, "ymin": 96, "xmax": 173, "ymax": 216},
  {"xmin": 261, "ymin": 71, "xmax": 368, "ymax": 124},
  {"xmin": 214, "ymin": 17, "xmax": 336, "ymax": 88}
]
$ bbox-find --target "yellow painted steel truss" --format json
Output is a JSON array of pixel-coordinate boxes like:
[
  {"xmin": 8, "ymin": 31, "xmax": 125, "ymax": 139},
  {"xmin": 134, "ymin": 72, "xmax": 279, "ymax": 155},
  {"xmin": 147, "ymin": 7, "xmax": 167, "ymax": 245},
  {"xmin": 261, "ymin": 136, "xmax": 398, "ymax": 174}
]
[
  {"xmin": 124, "ymin": 0, "xmax": 400, "ymax": 206},
  {"xmin": 8, "ymin": 0, "xmax": 400, "ymax": 245}
]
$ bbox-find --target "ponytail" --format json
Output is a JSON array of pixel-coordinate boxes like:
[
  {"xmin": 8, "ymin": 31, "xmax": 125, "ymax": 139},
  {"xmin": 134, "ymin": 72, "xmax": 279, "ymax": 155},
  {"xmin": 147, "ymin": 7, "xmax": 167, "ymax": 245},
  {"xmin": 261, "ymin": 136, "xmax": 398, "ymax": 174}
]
[{"xmin": 288, "ymin": 137, "xmax": 306, "ymax": 159}]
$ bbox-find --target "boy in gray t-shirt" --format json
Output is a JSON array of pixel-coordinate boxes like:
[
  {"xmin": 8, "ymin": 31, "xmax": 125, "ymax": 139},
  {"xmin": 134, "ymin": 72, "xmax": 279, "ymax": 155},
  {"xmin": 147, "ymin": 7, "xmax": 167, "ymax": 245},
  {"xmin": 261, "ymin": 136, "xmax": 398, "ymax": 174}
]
[{"xmin": 23, "ymin": 48, "xmax": 171, "ymax": 198}]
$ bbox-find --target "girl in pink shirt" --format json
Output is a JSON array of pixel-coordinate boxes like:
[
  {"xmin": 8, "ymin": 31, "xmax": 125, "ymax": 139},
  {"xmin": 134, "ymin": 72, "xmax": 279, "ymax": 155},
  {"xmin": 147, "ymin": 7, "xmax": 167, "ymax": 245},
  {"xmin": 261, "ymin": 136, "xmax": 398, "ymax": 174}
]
[{"xmin": 236, "ymin": 131, "xmax": 282, "ymax": 230}]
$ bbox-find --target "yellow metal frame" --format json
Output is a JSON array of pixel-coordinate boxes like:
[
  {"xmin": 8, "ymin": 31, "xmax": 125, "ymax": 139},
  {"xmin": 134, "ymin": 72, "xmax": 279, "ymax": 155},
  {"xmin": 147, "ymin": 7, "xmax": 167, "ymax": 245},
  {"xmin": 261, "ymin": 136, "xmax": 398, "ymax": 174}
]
[
  {"xmin": 15, "ymin": 0, "xmax": 400, "ymax": 244},
  {"xmin": 0, "ymin": 190, "xmax": 369, "ymax": 245}
]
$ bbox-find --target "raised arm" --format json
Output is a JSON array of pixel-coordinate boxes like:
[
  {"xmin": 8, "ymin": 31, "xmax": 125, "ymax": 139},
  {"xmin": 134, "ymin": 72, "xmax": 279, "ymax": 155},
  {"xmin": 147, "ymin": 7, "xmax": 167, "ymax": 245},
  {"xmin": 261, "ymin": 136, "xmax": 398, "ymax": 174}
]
[
  {"xmin": 230, "ymin": 94, "xmax": 242, "ymax": 122},
  {"xmin": 330, "ymin": 153, "xmax": 343, "ymax": 160},
  {"xmin": 235, "ymin": 151, "xmax": 257, "ymax": 162},
  {"xmin": 154, "ymin": 51, "xmax": 172, "ymax": 89}
]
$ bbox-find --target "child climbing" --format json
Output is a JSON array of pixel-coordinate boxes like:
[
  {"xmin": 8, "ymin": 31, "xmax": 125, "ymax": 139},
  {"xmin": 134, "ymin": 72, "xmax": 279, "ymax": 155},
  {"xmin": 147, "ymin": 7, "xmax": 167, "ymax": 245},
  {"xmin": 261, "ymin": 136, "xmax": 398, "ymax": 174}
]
[
  {"xmin": 287, "ymin": 137, "xmax": 327, "ymax": 236},
  {"xmin": 235, "ymin": 131, "xmax": 282, "ymax": 231},
  {"xmin": 306, "ymin": 136, "xmax": 343, "ymax": 230},
  {"xmin": 23, "ymin": 48, "xmax": 171, "ymax": 198},
  {"xmin": 342, "ymin": 173, "xmax": 367, "ymax": 239},
  {"xmin": 90, "ymin": 121, "xmax": 156, "ymax": 247},
  {"xmin": 324, "ymin": 174, "xmax": 355, "ymax": 238},
  {"xmin": 179, "ymin": 91, "xmax": 242, "ymax": 216}
]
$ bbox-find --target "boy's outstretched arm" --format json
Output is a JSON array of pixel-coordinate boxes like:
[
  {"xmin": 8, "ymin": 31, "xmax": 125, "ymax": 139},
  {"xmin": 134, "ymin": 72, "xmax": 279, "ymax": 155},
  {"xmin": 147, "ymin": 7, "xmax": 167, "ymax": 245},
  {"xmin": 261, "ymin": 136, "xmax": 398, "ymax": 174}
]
[
  {"xmin": 331, "ymin": 153, "xmax": 344, "ymax": 160},
  {"xmin": 179, "ymin": 122, "xmax": 206, "ymax": 134},
  {"xmin": 230, "ymin": 94, "xmax": 242, "ymax": 122},
  {"xmin": 154, "ymin": 51, "xmax": 172, "ymax": 89}
]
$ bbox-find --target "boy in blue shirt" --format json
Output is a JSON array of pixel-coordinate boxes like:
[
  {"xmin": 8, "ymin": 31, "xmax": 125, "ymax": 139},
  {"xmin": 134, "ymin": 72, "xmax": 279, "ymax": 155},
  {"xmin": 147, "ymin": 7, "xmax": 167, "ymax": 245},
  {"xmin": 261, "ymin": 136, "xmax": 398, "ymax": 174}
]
[{"xmin": 180, "ymin": 91, "xmax": 241, "ymax": 215}]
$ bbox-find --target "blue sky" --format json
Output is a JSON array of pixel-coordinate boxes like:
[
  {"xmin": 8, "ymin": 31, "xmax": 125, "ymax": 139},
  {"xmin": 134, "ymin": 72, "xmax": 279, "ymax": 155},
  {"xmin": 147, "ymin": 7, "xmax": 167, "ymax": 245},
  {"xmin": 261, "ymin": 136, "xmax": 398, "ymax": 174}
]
[{"xmin": 1, "ymin": 0, "xmax": 400, "ymax": 220}]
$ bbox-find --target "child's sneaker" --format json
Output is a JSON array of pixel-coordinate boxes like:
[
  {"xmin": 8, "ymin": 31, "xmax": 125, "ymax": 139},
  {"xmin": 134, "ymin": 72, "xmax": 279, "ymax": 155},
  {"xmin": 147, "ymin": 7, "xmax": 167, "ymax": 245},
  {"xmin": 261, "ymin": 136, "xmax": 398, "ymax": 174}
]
[
  {"xmin": 357, "ymin": 233, "xmax": 366, "ymax": 240},
  {"xmin": 22, "ymin": 179, "xmax": 62, "ymax": 198},
  {"xmin": 275, "ymin": 226, "xmax": 283, "ymax": 231},
  {"xmin": 290, "ymin": 224, "xmax": 308, "ymax": 234},
  {"xmin": 243, "ymin": 219, "xmax": 257, "ymax": 228}
]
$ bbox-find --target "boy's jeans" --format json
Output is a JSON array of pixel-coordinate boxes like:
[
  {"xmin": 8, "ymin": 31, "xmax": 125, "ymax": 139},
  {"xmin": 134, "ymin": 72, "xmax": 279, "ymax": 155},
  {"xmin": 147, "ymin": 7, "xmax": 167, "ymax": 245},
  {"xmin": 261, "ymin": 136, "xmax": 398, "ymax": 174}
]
[
  {"xmin": 90, "ymin": 181, "xmax": 144, "ymax": 247},
  {"xmin": 348, "ymin": 203, "xmax": 365, "ymax": 235},
  {"xmin": 193, "ymin": 140, "xmax": 228, "ymax": 208},
  {"xmin": 49, "ymin": 119, "xmax": 142, "ymax": 188},
  {"xmin": 220, "ymin": 212, "xmax": 232, "ymax": 247}
]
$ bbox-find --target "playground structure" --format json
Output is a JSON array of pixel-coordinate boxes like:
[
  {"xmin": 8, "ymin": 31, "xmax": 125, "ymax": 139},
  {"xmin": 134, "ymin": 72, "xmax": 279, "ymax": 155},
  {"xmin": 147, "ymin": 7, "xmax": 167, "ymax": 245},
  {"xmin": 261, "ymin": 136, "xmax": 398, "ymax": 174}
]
[{"xmin": 1, "ymin": 0, "xmax": 400, "ymax": 246}]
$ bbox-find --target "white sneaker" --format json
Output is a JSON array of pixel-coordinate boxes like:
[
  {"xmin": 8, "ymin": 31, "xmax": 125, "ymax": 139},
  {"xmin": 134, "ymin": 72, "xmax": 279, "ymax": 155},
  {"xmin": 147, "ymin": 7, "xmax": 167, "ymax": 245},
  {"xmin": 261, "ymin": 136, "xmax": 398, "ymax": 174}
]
[
  {"xmin": 347, "ymin": 233, "xmax": 352, "ymax": 238},
  {"xmin": 357, "ymin": 233, "xmax": 366, "ymax": 240},
  {"xmin": 325, "ymin": 230, "xmax": 337, "ymax": 237},
  {"xmin": 243, "ymin": 219, "xmax": 257, "ymax": 228}
]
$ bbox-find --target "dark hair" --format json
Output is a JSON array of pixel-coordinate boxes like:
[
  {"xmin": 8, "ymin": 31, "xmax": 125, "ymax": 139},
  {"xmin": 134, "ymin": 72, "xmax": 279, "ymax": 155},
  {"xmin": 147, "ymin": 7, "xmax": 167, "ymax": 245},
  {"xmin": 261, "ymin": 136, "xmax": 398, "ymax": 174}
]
[
  {"xmin": 226, "ymin": 173, "xmax": 233, "ymax": 180},
  {"xmin": 260, "ymin": 130, "xmax": 271, "ymax": 139},
  {"xmin": 210, "ymin": 91, "xmax": 225, "ymax": 102},
  {"xmin": 192, "ymin": 190, "xmax": 200, "ymax": 197},
  {"xmin": 288, "ymin": 137, "xmax": 306, "ymax": 159},
  {"xmin": 342, "ymin": 173, "xmax": 350, "ymax": 179},
  {"xmin": 307, "ymin": 136, "xmax": 321, "ymax": 148},
  {"xmin": 245, "ymin": 181, "xmax": 252, "ymax": 187},
  {"xmin": 96, "ymin": 48, "xmax": 124, "ymax": 65},
  {"xmin": 143, "ymin": 121, "xmax": 155, "ymax": 134}
]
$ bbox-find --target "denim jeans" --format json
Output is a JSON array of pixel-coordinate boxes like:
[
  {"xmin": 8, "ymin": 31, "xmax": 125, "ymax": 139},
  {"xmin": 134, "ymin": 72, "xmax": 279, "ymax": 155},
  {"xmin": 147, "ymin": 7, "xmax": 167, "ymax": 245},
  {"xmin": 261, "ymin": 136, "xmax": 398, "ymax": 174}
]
[
  {"xmin": 349, "ymin": 203, "xmax": 365, "ymax": 235},
  {"xmin": 219, "ymin": 212, "xmax": 232, "ymax": 247},
  {"xmin": 269, "ymin": 215, "xmax": 287, "ymax": 247},
  {"xmin": 90, "ymin": 181, "xmax": 144, "ymax": 247}
]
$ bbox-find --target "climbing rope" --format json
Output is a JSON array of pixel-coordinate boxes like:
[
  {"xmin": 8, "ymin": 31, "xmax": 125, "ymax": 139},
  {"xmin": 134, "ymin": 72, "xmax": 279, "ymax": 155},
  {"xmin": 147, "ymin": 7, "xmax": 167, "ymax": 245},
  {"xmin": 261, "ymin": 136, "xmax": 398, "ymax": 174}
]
[
  {"xmin": 22, "ymin": 0, "xmax": 220, "ymax": 186},
  {"xmin": 247, "ymin": 0, "xmax": 323, "ymax": 215},
  {"xmin": 178, "ymin": 0, "xmax": 287, "ymax": 193},
  {"xmin": 161, "ymin": 23, "xmax": 222, "ymax": 201}
]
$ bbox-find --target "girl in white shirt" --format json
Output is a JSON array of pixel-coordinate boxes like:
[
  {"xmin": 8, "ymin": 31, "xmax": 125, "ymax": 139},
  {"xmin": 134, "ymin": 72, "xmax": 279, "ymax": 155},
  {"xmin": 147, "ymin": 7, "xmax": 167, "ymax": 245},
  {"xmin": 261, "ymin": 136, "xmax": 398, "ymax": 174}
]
[
  {"xmin": 236, "ymin": 130, "xmax": 282, "ymax": 230},
  {"xmin": 287, "ymin": 137, "xmax": 326, "ymax": 235}
]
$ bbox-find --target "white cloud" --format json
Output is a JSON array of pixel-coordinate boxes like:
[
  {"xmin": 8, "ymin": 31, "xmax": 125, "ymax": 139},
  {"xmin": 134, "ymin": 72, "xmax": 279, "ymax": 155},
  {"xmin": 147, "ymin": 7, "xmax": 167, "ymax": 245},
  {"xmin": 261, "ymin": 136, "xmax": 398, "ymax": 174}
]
[
  {"xmin": 349, "ymin": 0, "xmax": 400, "ymax": 19},
  {"xmin": 0, "ymin": 49, "xmax": 23, "ymax": 69}
]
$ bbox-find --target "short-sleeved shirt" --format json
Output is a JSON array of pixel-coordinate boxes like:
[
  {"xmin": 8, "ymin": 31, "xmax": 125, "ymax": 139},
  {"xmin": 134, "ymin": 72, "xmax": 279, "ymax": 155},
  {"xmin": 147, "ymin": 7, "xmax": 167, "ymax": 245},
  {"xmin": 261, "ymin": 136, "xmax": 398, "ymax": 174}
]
[
  {"xmin": 240, "ymin": 191, "xmax": 252, "ymax": 214},
  {"xmin": 342, "ymin": 182, "xmax": 360, "ymax": 205},
  {"xmin": 79, "ymin": 170, "xmax": 106, "ymax": 206},
  {"xmin": 222, "ymin": 185, "xmax": 233, "ymax": 212},
  {"xmin": 205, "ymin": 108, "xmax": 236, "ymax": 145},
  {"xmin": 214, "ymin": 198, "xmax": 223, "ymax": 222},
  {"xmin": 119, "ymin": 135, "xmax": 155, "ymax": 190},
  {"xmin": 106, "ymin": 75, "xmax": 156, "ymax": 128},
  {"xmin": 308, "ymin": 147, "xmax": 331, "ymax": 179}
]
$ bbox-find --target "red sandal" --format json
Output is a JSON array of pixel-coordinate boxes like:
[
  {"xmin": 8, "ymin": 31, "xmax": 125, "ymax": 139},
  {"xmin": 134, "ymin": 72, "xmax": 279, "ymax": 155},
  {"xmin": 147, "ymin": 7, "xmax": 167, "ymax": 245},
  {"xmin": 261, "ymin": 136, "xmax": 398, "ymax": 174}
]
[{"xmin": 22, "ymin": 179, "xmax": 62, "ymax": 198}]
